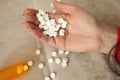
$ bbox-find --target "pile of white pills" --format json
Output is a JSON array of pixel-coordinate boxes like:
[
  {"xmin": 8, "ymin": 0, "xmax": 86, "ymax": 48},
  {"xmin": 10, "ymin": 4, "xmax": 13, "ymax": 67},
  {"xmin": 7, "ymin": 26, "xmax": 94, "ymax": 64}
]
[{"xmin": 36, "ymin": 10, "xmax": 68, "ymax": 37}]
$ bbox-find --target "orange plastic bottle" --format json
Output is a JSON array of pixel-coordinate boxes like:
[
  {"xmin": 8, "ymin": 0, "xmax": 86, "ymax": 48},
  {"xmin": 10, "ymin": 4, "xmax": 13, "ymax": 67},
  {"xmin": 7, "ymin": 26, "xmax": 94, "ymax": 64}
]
[{"xmin": 0, "ymin": 61, "xmax": 28, "ymax": 80}]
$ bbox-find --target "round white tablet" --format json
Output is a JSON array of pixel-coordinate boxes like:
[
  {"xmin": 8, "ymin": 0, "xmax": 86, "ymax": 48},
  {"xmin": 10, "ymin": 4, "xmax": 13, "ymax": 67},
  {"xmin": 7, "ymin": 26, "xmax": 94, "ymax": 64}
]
[
  {"xmin": 59, "ymin": 29, "xmax": 65, "ymax": 36},
  {"xmin": 62, "ymin": 58, "xmax": 68, "ymax": 63},
  {"xmin": 48, "ymin": 58, "xmax": 54, "ymax": 63},
  {"xmin": 51, "ymin": 51, "xmax": 57, "ymax": 57},
  {"xmin": 58, "ymin": 49, "xmax": 64, "ymax": 54},
  {"xmin": 39, "ymin": 10, "xmax": 45, "ymax": 15},
  {"xmin": 62, "ymin": 23, "xmax": 67, "ymax": 28},
  {"xmin": 43, "ymin": 25, "xmax": 49, "ymax": 30},
  {"xmin": 53, "ymin": 32, "xmax": 57, "ymax": 37},
  {"xmin": 38, "ymin": 63, "xmax": 44, "ymax": 69},
  {"xmin": 23, "ymin": 65, "xmax": 29, "ymax": 71},
  {"xmin": 58, "ymin": 18, "xmax": 64, "ymax": 23},
  {"xmin": 27, "ymin": 60, "xmax": 34, "ymax": 67},
  {"xmin": 50, "ymin": 72, "xmax": 56, "ymax": 79},
  {"xmin": 64, "ymin": 51, "xmax": 70, "ymax": 55},
  {"xmin": 35, "ymin": 49, "xmax": 41, "ymax": 55},
  {"xmin": 61, "ymin": 62, "xmax": 67, "ymax": 68},
  {"xmin": 45, "ymin": 76, "xmax": 51, "ymax": 80},
  {"xmin": 55, "ymin": 58, "xmax": 61, "ymax": 64}
]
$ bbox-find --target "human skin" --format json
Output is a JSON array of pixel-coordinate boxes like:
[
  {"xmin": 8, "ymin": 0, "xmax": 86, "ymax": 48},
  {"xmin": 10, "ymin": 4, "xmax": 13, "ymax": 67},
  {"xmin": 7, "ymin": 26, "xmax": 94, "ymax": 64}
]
[{"xmin": 22, "ymin": 1, "xmax": 117, "ymax": 54}]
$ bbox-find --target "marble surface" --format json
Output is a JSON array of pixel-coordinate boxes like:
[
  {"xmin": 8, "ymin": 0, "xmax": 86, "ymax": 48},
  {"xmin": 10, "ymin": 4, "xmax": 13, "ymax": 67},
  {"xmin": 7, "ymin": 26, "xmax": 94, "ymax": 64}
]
[{"xmin": 0, "ymin": 0, "xmax": 120, "ymax": 80}]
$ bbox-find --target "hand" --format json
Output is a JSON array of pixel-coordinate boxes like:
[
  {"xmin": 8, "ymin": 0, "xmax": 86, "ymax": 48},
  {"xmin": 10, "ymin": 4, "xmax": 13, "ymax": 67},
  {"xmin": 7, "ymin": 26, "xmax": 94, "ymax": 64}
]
[{"xmin": 23, "ymin": 1, "xmax": 109, "ymax": 53}]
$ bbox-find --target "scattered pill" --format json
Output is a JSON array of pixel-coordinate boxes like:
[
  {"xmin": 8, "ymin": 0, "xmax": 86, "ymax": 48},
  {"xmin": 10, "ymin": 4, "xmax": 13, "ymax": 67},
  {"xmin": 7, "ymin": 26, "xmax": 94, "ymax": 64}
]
[
  {"xmin": 58, "ymin": 18, "xmax": 64, "ymax": 23},
  {"xmin": 51, "ymin": 51, "xmax": 57, "ymax": 57},
  {"xmin": 45, "ymin": 76, "xmax": 51, "ymax": 80},
  {"xmin": 53, "ymin": 32, "xmax": 57, "ymax": 37},
  {"xmin": 59, "ymin": 29, "xmax": 65, "ymax": 36},
  {"xmin": 58, "ymin": 49, "xmax": 64, "ymax": 54},
  {"xmin": 64, "ymin": 51, "xmax": 70, "ymax": 55},
  {"xmin": 43, "ymin": 25, "xmax": 49, "ymax": 30},
  {"xmin": 61, "ymin": 62, "xmax": 67, "ymax": 68},
  {"xmin": 48, "ymin": 58, "xmax": 54, "ymax": 63},
  {"xmin": 50, "ymin": 72, "xmax": 56, "ymax": 79},
  {"xmin": 62, "ymin": 23, "xmax": 67, "ymax": 28},
  {"xmin": 39, "ymin": 63, "xmax": 44, "ymax": 69},
  {"xmin": 23, "ymin": 65, "xmax": 29, "ymax": 71},
  {"xmin": 35, "ymin": 49, "xmax": 41, "ymax": 55},
  {"xmin": 27, "ymin": 60, "xmax": 34, "ymax": 67},
  {"xmin": 39, "ymin": 10, "xmax": 45, "ymax": 15},
  {"xmin": 62, "ymin": 58, "xmax": 68, "ymax": 63},
  {"xmin": 43, "ymin": 31, "xmax": 48, "ymax": 35},
  {"xmin": 55, "ymin": 58, "xmax": 61, "ymax": 64}
]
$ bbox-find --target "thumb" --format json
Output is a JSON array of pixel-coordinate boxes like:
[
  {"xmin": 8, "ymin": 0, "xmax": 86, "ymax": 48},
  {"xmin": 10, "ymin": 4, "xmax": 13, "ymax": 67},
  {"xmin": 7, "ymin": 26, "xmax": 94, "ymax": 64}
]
[{"xmin": 54, "ymin": 1, "xmax": 75, "ymax": 14}]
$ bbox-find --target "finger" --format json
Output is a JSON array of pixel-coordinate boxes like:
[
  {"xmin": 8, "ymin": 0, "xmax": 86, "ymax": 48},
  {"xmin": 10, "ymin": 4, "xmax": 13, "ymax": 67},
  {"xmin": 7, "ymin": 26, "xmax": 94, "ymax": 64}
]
[
  {"xmin": 53, "ymin": 1, "xmax": 75, "ymax": 14},
  {"xmin": 23, "ymin": 13, "xmax": 40, "ymax": 25},
  {"xmin": 23, "ymin": 21, "xmax": 56, "ymax": 47},
  {"xmin": 23, "ymin": 8, "xmax": 38, "ymax": 16}
]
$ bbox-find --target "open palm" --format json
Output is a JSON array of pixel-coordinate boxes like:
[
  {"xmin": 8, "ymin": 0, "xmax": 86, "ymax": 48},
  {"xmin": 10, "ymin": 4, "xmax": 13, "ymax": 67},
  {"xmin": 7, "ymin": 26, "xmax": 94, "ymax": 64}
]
[{"xmin": 23, "ymin": 1, "xmax": 102, "ymax": 52}]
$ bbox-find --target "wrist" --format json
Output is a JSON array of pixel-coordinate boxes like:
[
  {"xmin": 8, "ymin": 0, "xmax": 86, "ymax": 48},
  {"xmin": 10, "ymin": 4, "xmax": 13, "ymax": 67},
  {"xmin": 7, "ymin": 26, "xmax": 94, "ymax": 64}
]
[{"xmin": 99, "ymin": 24, "xmax": 117, "ymax": 54}]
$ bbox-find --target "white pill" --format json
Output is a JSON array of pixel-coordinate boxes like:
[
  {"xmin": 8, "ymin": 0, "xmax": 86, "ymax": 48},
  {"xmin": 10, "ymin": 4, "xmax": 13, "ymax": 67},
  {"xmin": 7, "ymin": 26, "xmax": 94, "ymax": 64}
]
[
  {"xmin": 43, "ymin": 13, "xmax": 49, "ymax": 18},
  {"xmin": 52, "ymin": 9, "xmax": 56, "ymax": 13},
  {"xmin": 62, "ymin": 23, "xmax": 67, "ymax": 28},
  {"xmin": 59, "ymin": 29, "xmax": 65, "ymax": 36},
  {"xmin": 56, "ymin": 0, "xmax": 62, "ymax": 2},
  {"xmin": 53, "ymin": 32, "xmax": 57, "ymax": 37},
  {"xmin": 58, "ymin": 49, "xmax": 64, "ymax": 54},
  {"xmin": 38, "ymin": 63, "xmax": 44, "ymax": 69},
  {"xmin": 50, "ymin": 19, "xmax": 56, "ymax": 25},
  {"xmin": 38, "ymin": 17, "xmax": 43, "ymax": 21},
  {"xmin": 64, "ymin": 51, "xmax": 70, "ymax": 55},
  {"xmin": 23, "ymin": 65, "xmax": 29, "ymax": 71},
  {"xmin": 62, "ymin": 58, "xmax": 68, "ymax": 63},
  {"xmin": 61, "ymin": 62, "xmax": 67, "ymax": 68},
  {"xmin": 50, "ymin": 3, "xmax": 54, "ymax": 8},
  {"xmin": 45, "ymin": 76, "xmax": 51, "ymax": 80},
  {"xmin": 46, "ymin": 21, "xmax": 51, "ymax": 26},
  {"xmin": 58, "ymin": 18, "xmax": 64, "ymax": 23},
  {"xmin": 43, "ymin": 25, "xmax": 49, "ymax": 30},
  {"xmin": 41, "ymin": 20, "xmax": 46, "ymax": 25},
  {"xmin": 50, "ymin": 72, "xmax": 56, "ymax": 79},
  {"xmin": 51, "ymin": 51, "xmax": 57, "ymax": 57},
  {"xmin": 48, "ymin": 58, "xmax": 54, "ymax": 63},
  {"xmin": 43, "ymin": 31, "xmax": 47, "ymax": 35},
  {"xmin": 44, "ymin": 17, "xmax": 49, "ymax": 21},
  {"xmin": 64, "ymin": 21, "xmax": 68, "ymax": 24},
  {"xmin": 35, "ymin": 49, "xmax": 41, "ymax": 55},
  {"xmin": 36, "ymin": 13, "xmax": 40, "ymax": 18},
  {"xmin": 27, "ymin": 60, "xmax": 34, "ymax": 67},
  {"xmin": 39, "ymin": 10, "xmax": 45, "ymax": 15},
  {"xmin": 39, "ymin": 24, "xmax": 44, "ymax": 29},
  {"xmin": 55, "ymin": 24, "xmax": 61, "ymax": 31},
  {"xmin": 55, "ymin": 58, "xmax": 61, "ymax": 64}
]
